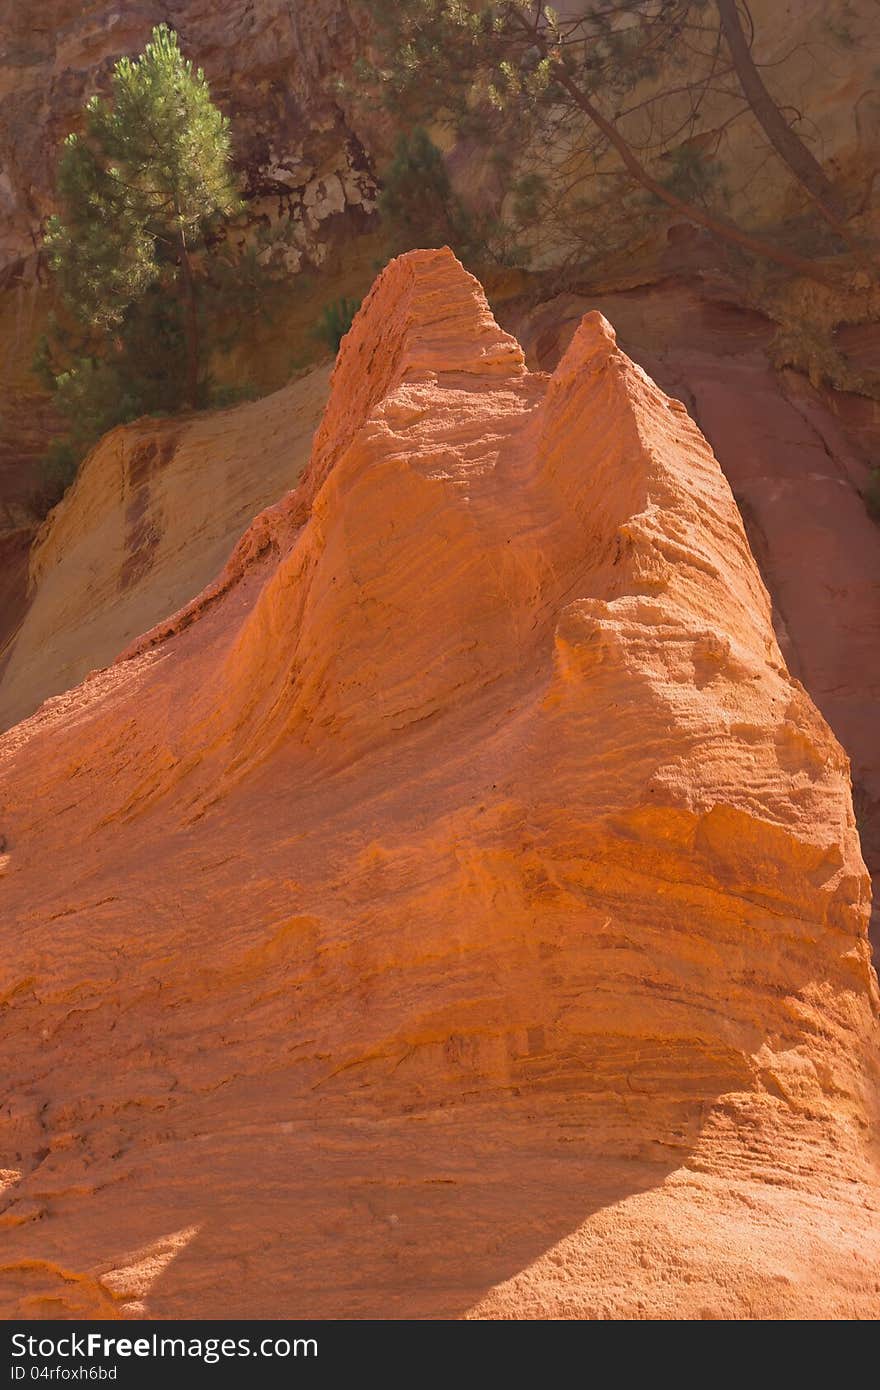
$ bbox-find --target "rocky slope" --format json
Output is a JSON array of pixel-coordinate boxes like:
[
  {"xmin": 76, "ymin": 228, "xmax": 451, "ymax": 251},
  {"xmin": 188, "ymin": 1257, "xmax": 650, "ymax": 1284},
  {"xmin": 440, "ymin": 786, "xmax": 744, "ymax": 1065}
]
[
  {"xmin": 0, "ymin": 250, "xmax": 877, "ymax": 1319},
  {"xmin": 5, "ymin": 276, "xmax": 878, "ymax": 962},
  {"xmin": 513, "ymin": 284, "xmax": 880, "ymax": 951},
  {"xmin": 0, "ymin": 363, "xmax": 331, "ymax": 731}
]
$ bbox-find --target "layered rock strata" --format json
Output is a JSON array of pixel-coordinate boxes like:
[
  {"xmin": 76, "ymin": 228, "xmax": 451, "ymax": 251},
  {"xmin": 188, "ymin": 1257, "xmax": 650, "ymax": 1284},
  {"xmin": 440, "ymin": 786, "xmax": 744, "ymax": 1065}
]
[
  {"xmin": 0, "ymin": 364, "xmax": 331, "ymax": 731},
  {"xmin": 0, "ymin": 249, "xmax": 877, "ymax": 1319}
]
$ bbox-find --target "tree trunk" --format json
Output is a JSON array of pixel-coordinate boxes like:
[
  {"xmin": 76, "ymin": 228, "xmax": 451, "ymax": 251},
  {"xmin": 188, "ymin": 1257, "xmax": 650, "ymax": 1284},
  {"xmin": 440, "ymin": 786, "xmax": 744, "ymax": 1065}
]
[
  {"xmin": 552, "ymin": 68, "xmax": 838, "ymax": 284},
  {"xmin": 507, "ymin": 7, "xmax": 838, "ymax": 285},
  {"xmin": 714, "ymin": 0, "xmax": 848, "ymax": 223},
  {"xmin": 177, "ymin": 226, "xmax": 200, "ymax": 410}
]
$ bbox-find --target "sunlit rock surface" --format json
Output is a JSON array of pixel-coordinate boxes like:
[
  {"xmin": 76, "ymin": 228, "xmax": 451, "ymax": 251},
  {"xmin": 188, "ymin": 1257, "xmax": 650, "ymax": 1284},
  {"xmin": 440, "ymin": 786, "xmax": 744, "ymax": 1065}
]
[{"xmin": 0, "ymin": 250, "xmax": 877, "ymax": 1320}]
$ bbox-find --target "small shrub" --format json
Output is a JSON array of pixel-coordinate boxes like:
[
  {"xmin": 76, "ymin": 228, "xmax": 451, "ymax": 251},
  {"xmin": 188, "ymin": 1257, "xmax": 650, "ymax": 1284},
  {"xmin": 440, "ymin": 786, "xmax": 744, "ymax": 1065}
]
[
  {"xmin": 768, "ymin": 319, "xmax": 865, "ymax": 394},
  {"xmin": 380, "ymin": 128, "xmax": 465, "ymax": 254},
  {"xmin": 36, "ymin": 438, "xmax": 79, "ymax": 512},
  {"xmin": 313, "ymin": 297, "xmax": 361, "ymax": 354},
  {"xmin": 207, "ymin": 381, "xmax": 258, "ymax": 408},
  {"xmin": 378, "ymin": 126, "xmax": 524, "ymax": 266},
  {"xmin": 661, "ymin": 144, "xmax": 727, "ymax": 205}
]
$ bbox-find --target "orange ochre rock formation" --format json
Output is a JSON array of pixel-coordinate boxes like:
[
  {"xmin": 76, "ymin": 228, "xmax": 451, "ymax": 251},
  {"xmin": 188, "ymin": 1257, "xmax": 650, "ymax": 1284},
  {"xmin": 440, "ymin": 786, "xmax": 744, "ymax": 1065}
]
[{"xmin": 0, "ymin": 249, "xmax": 878, "ymax": 1320}]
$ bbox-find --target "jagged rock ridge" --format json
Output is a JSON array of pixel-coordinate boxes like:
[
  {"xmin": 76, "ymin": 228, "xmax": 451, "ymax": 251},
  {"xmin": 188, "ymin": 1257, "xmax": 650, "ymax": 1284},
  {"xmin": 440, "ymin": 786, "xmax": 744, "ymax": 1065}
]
[{"xmin": 0, "ymin": 250, "xmax": 877, "ymax": 1319}]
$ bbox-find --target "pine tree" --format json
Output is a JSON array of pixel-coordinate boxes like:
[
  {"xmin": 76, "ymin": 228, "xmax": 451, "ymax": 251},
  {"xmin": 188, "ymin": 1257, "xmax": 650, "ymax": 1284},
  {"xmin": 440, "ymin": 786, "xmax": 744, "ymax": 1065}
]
[
  {"xmin": 380, "ymin": 129, "xmax": 463, "ymax": 253},
  {"xmin": 46, "ymin": 24, "xmax": 239, "ymax": 409},
  {"xmin": 361, "ymin": 1, "xmax": 873, "ymax": 287}
]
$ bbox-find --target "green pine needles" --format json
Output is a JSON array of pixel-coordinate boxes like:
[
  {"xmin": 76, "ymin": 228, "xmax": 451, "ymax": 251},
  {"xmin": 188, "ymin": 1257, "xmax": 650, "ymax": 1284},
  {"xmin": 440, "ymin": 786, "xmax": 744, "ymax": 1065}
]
[
  {"xmin": 46, "ymin": 24, "xmax": 238, "ymax": 411},
  {"xmin": 313, "ymin": 296, "xmax": 362, "ymax": 354}
]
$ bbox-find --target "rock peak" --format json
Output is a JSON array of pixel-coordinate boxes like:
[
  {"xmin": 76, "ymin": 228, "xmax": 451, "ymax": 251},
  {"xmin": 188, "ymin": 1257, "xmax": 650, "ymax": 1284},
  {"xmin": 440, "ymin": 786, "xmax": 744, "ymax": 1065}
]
[
  {"xmin": 0, "ymin": 255, "xmax": 877, "ymax": 1319},
  {"xmin": 306, "ymin": 247, "xmax": 526, "ymax": 495}
]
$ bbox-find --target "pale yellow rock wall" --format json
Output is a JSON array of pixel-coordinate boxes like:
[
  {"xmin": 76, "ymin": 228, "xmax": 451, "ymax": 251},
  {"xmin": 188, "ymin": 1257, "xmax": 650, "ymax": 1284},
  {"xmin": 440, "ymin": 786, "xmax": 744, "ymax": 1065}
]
[{"xmin": 0, "ymin": 365, "xmax": 331, "ymax": 730}]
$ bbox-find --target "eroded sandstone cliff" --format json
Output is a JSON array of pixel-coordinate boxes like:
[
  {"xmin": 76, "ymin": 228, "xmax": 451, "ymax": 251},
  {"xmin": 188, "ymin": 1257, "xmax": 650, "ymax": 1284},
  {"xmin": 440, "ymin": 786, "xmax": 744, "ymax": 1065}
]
[
  {"xmin": 0, "ymin": 250, "xmax": 877, "ymax": 1319},
  {"xmin": 0, "ymin": 363, "xmax": 331, "ymax": 731},
  {"xmin": 513, "ymin": 285, "xmax": 880, "ymax": 953},
  {"xmin": 0, "ymin": 0, "xmax": 371, "ymax": 274},
  {"xmin": 0, "ymin": 0, "xmax": 371, "ymax": 514}
]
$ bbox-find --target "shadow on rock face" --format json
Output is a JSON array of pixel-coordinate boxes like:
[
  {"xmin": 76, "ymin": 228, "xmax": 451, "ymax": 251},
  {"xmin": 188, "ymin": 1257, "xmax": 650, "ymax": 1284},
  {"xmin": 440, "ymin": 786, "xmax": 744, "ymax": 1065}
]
[{"xmin": 1, "ymin": 251, "xmax": 877, "ymax": 1319}]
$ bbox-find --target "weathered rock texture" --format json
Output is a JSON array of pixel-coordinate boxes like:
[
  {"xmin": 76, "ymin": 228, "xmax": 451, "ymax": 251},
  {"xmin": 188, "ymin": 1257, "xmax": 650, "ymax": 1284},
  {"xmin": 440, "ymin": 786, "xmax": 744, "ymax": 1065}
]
[
  {"xmin": 0, "ymin": 0, "xmax": 370, "ymax": 515},
  {"xmin": 513, "ymin": 285, "xmax": 880, "ymax": 954},
  {"xmin": 0, "ymin": 0, "xmax": 371, "ymax": 275},
  {"xmin": 2, "ymin": 0, "xmax": 875, "ymax": 278},
  {"xmin": 0, "ymin": 364, "xmax": 331, "ymax": 731},
  {"xmin": 1, "ymin": 250, "xmax": 878, "ymax": 1319},
  {"xmin": 2, "ymin": 0, "xmax": 878, "ymax": 525}
]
